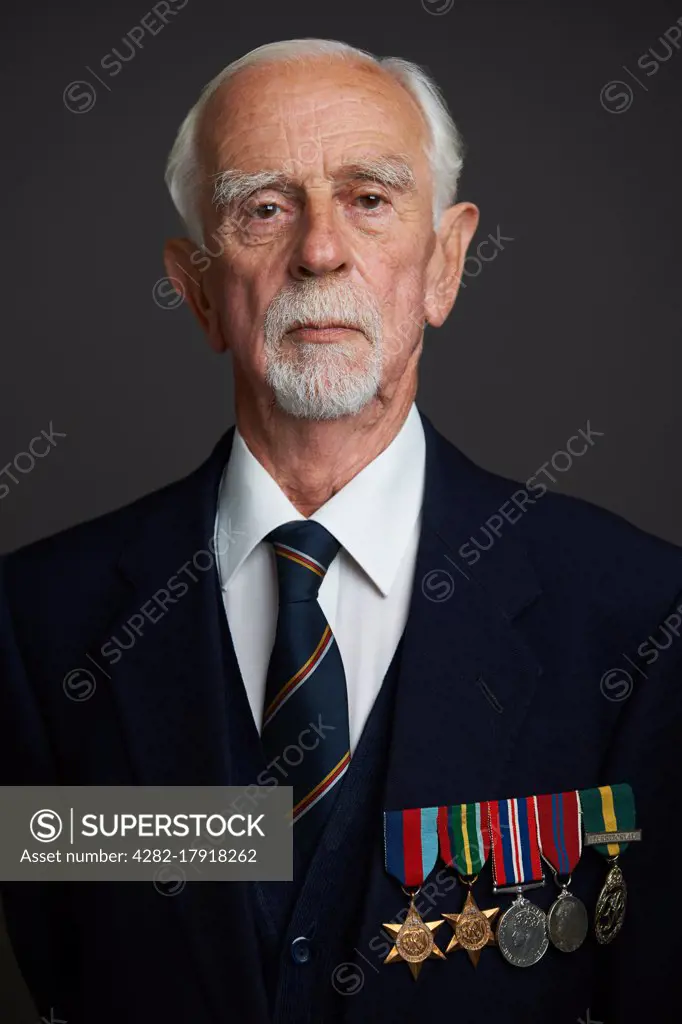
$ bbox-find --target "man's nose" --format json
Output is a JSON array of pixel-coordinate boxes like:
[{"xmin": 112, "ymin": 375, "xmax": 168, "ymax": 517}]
[{"xmin": 288, "ymin": 193, "xmax": 353, "ymax": 279}]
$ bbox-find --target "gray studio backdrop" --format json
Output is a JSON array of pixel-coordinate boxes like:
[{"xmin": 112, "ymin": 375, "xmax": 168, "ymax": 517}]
[{"xmin": 1, "ymin": 0, "xmax": 681, "ymax": 1018}]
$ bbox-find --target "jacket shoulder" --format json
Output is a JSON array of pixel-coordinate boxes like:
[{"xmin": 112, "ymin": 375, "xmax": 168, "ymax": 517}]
[
  {"xmin": 521, "ymin": 485, "xmax": 682, "ymax": 604},
  {"xmin": 425, "ymin": 416, "xmax": 682, "ymax": 617},
  {"xmin": 0, "ymin": 435, "xmax": 224, "ymax": 634},
  {"xmin": 3, "ymin": 474, "xmax": 180, "ymax": 580}
]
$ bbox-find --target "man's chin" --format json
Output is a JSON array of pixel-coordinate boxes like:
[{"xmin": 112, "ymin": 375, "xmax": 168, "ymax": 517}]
[
  {"xmin": 269, "ymin": 378, "xmax": 379, "ymax": 421},
  {"xmin": 263, "ymin": 339, "xmax": 382, "ymax": 420}
]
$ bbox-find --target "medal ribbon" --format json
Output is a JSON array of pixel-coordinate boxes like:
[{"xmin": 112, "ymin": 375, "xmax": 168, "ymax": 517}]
[
  {"xmin": 437, "ymin": 802, "xmax": 490, "ymax": 876},
  {"xmin": 384, "ymin": 807, "xmax": 439, "ymax": 888},
  {"xmin": 579, "ymin": 783, "xmax": 636, "ymax": 858},
  {"xmin": 534, "ymin": 790, "xmax": 582, "ymax": 876},
  {"xmin": 488, "ymin": 796, "xmax": 544, "ymax": 888}
]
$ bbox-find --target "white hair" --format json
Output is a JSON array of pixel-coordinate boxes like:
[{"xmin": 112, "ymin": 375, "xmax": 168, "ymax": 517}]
[{"xmin": 164, "ymin": 38, "xmax": 465, "ymax": 244}]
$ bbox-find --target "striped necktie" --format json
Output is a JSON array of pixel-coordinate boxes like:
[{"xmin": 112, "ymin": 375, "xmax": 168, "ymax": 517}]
[{"xmin": 262, "ymin": 520, "xmax": 351, "ymax": 863}]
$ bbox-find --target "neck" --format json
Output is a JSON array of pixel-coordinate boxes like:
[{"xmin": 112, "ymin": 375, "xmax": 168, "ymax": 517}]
[{"xmin": 234, "ymin": 378, "xmax": 417, "ymax": 517}]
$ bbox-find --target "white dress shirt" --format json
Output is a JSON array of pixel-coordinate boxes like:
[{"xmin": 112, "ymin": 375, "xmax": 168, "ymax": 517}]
[{"xmin": 213, "ymin": 402, "xmax": 426, "ymax": 753}]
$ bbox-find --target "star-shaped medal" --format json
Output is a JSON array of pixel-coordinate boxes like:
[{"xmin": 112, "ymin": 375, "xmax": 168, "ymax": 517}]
[
  {"xmin": 443, "ymin": 889, "xmax": 500, "ymax": 966},
  {"xmin": 383, "ymin": 899, "xmax": 446, "ymax": 980}
]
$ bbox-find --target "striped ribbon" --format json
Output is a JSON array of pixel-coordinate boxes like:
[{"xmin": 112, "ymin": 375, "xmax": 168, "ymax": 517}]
[
  {"xmin": 437, "ymin": 802, "xmax": 490, "ymax": 876},
  {"xmin": 579, "ymin": 783, "xmax": 636, "ymax": 858},
  {"xmin": 534, "ymin": 791, "xmax": 582, "ymax": 876},
  {"xmin": 488, "ymin": 796, "xmax": 544, "ymax": 888},
  {"xmin": 384, "ymin": 807, "xmax": 439, "ymax": 888}
]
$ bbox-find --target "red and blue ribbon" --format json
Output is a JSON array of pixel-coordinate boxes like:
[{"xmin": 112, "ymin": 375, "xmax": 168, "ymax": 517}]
[
  {"xmin": 488, "ymin": 796, "xmax": 544, "ymax": 888},
  {"xmin": 384, "ymin": 807, "xmax": 439, "ymax": 888},
  {"xmin": 534, "ymin": 791, "xmax": 582, "ymax": 877}
]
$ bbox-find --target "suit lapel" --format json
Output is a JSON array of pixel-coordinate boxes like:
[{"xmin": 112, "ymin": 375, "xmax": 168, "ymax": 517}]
[
  {"xmin": 345, "ymin": 413, "xmax": 547, "ymax": 1021},
  {"xmin": 106, "ymin": 431, "xmax": 235, "ymax": 786},
  {"xmin": 384, "ymin": 412, "xmax": 544, "ymax": 811},
  {"xmin": 92, "ymin": 427, "xmax": 269, "ymax": 1023}
]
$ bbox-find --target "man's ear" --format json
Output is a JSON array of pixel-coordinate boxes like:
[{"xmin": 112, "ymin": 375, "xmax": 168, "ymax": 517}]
[
  {"xmin": 162, "ymin": 237, "xmax": 227, "ymax": 353},
  {"xmin": 424, "ymin": 202, "xmax": 480, "ymax": 328}
]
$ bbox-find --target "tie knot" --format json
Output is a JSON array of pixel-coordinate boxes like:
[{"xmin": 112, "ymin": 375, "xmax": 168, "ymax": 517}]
[{"xmin": 266, "ymin": 520, "xmax": 340, "ymax": 603}]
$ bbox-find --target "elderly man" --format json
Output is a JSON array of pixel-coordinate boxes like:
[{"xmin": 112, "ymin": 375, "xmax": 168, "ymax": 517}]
[{"xmin": 1, "ymin": 37, "xmax": 680, "ymax": 1024}]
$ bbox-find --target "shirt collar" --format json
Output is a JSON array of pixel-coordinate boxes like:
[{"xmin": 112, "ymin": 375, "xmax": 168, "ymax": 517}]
[{"xmin": 215, "ymin": 402, "xmax": 425, "ymax": 597}]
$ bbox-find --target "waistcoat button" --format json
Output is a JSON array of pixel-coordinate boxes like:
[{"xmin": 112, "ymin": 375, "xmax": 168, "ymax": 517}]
[{"xmin": 290, "ymin": 936, "xmax": 312, "ymax": 964}]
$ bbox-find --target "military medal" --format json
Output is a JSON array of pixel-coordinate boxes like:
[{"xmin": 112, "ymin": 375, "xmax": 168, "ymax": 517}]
[
  {"xmin": 382, "ymin": 807, "xmax": 447, "ymax": 979},
  {"xmin": 488, "ymin": 797, "xmax": 548, "ymax": 967},
  {"xmin": 535, "ymin": 791, "xmax": 588, "ymax": 952},
  {"xmin": 579, "ymin": 783, "xmax": 641, "ymax": 944},
  {"xmin": 437, "ymin": 801, "xmax": 499, "ymax": 966}
]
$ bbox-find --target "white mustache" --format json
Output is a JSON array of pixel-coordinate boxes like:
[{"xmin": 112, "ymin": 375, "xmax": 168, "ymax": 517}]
[{"xmin": 263, "ymin": 279, "xmax": 383, "ymax": 346}]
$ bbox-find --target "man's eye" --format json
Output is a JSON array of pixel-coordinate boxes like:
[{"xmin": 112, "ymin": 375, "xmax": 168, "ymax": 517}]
[
  {"xmin": 251, "ymin": 203, "xmax": 280, "ymax": 220},
  {"xmin": 355, "ymin": 193, "xmax": 388, "ymax": 210}
]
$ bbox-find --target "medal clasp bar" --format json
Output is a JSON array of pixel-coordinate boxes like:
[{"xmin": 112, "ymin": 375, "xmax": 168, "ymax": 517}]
[
  {"xmin": 584, "ymin": 829, "xmax": 642, "ymax": 846},
  {"xmin": 491, "ymin": 876, "xmax": 544, "ymax": 892}
]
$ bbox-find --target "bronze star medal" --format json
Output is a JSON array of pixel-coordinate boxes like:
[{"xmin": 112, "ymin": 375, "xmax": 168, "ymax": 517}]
[
  {"xmin": 383, "ymin": 897, "xmax": 447, "ymax": 980},
  {"xmin": 443, "ymin": 887, "xmax": 500, "ymax": 966},
  {"xmin": 437, "ymin": 802, "xmax": 502, "ymax": 966},
  {"xmin": 382, "ymin": 808, "xmax": 448, "ymax": 979}
]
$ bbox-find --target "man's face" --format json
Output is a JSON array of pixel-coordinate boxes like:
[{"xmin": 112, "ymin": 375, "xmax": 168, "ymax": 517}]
[{"xmin": 168, "ymin": 56, "xmax": 477, "ymax": 420}]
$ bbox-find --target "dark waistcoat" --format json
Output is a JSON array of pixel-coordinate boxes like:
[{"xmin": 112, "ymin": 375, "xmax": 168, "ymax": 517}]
[{"xmin": 219, "ymin": 600, "xmax": 405, "ymax": 1023}]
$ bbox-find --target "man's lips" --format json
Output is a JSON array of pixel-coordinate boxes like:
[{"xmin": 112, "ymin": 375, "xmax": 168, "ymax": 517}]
[{"xmin": 286, "ymin": 324, "xmax": 363, "ymax": 342}]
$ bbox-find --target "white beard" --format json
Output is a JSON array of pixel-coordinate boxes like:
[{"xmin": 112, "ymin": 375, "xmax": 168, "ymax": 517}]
[{"xmin": 263, "ymin": 278, "xmax": 384, "ymax": 420}]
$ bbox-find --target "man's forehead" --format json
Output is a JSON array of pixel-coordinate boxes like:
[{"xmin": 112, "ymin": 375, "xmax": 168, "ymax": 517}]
[{"xmin": 198, "ymin": 57, "xmax": 429, "ymax": 173}]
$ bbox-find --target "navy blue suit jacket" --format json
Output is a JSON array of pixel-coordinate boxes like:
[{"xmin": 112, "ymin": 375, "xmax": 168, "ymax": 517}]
[{"xmin": 1, "ymin": 409, "xmax": 681, "ymax": 1023}]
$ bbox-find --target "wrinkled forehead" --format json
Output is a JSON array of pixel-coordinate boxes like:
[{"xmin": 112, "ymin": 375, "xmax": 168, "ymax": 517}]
[{"xmin": 196, "ymin": 57, "xmax": 432, "ymax": 184}]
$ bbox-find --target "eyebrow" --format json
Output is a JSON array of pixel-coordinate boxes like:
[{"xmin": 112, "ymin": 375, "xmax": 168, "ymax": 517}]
[{"xmin": 212, "ymin": 155, "xmax": 417, "ymax": 208}]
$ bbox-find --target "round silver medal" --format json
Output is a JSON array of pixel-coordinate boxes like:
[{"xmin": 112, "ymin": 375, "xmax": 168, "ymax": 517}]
[
  {"xmin": 547, "ymin": 891, "xmax": 588, "ymax": 952},
  {"xmin": 497, "ymin": 896, "xmax": 548, "ymax": 967}
]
